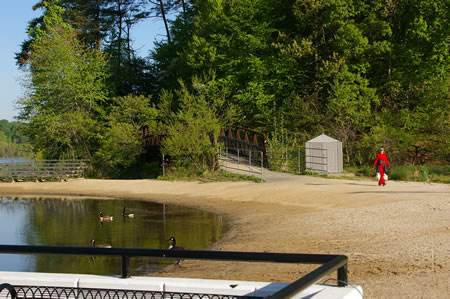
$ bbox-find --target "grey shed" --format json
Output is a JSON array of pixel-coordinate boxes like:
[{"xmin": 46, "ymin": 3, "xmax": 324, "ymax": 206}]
[{"xmin": 305, "ymin": 134, "xmax": 343, "ymax": 173}]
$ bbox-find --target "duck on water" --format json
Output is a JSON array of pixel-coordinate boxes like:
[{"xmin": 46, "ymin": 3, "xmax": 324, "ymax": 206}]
[
  {"xmin": 91, "ymin": 239, "xmax": 112, "ymax": 248},
  {"xmin": 122, "ymin": 207, "xmax": 135, "ymax": 218},
  {"xmin": 99, "ymin": 212, "xmax": 113, "ymax": 222}
]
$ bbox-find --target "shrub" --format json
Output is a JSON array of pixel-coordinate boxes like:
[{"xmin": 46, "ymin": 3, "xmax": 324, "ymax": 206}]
[{"xmin": 160, "ymin": 77, "xmax": 237, "ymax": 173}]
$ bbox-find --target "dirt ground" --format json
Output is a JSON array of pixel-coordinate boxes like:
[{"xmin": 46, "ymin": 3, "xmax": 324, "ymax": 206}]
[{"xmin": 0, "ymin": 173, "xmax": 449, "ymax": 298}]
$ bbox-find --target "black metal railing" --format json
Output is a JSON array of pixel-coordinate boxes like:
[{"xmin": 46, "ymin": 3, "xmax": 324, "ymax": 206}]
[
  {"xmin": 0, "ymin": 284, "xmax": 243, "ymax": 299},
  {"xmin": 0, "ymin": 245, "xmax": 348, "ymax": 299}
]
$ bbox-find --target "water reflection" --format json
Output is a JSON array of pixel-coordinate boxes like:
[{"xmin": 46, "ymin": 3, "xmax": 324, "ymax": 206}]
[{"xmin": 0, "ymin": 197, "xmax": 227, "ymax": 275}]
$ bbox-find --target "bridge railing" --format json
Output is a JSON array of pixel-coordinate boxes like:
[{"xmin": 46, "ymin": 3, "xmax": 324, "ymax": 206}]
[
  {"xmin": 218, "ymin": 147, "xmax": 264, "ymax": 179},
  {"xmin": 0, "ymin": 244, "xmax": 349, "ymax": 299},
  {"xmin": 0, "ymin": 160, "xmax": 89, "ymax": 182}
]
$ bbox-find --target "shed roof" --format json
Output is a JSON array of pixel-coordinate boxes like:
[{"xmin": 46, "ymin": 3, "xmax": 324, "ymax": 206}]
[{"xmin": 306, "ymin": 133, "xmax": 340, "ymax": 143}]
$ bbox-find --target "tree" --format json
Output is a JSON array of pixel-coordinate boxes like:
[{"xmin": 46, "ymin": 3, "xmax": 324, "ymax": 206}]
[
  {"xmin": 327, "ymin": 65, "xmax": 379, "ymax": 163},
  {"xmin": 17, "ymin": 0, "xmax": 109, "ymax": 160},
  {"xmin": 160, "ymin": 76, "xmax": 237, "ymax": 171},
  {"xmin": 94, "ymin": 95, "xmax": 158, "ymax": 176},
  {"xmin": 16, "ymin": 0, "xmax": 109, "ymax": 66},
  {"xmin": 102, "ymin": 0, "xmax": 150, "ymax": 96},
  {"xmin": 178, "ymin": 0, "xmax": 278, "ymax": 129}
]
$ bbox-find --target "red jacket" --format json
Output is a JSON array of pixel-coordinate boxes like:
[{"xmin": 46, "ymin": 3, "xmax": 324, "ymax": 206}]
[{"xmin": 372, "ymin": 153, "xmax": 390, "ymax": 169}]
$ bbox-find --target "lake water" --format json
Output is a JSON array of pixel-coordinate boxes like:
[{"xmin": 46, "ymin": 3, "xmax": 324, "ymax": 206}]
[
  {"xmin": 0, "ymin": 157, "xmax": 27, "ymax": 163},
  {"xmin": 0, "ymin": 196, "xmax": 227, "ymax": 275}
]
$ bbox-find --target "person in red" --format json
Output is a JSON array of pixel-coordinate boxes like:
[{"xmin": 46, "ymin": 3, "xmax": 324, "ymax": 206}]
[{"xmin": 372, "ymin": 147, "xmax": 390, "ymax": 186}]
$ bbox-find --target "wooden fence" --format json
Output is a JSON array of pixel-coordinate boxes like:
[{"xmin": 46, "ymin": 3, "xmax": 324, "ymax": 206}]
[{"xmin": 0, "ymin": 160, "xmax": 89, "ymax": 182}]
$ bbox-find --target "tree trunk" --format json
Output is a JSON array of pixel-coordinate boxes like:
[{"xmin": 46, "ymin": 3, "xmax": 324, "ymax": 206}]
[
  {"xmin": 158, "ymin": 0, "xmax": 171, "ymax": 43},
  {"xmin": 181, "ymin": 0, "xmax": 186, "ymax": 20},
  {"xmin": 117, "ymin": 0, "xmax": 123, "ymax": 69},
  {"xmin": 94, "ymin": 0, "xmax": 102, "ymax": 51}
]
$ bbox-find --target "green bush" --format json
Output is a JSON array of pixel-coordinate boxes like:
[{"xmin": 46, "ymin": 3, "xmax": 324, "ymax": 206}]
[
  {"xmin": 342, "ymin": 164, "xmax": 449, "ymax": 184},
  {"xmin": 355, "ymin": 165, "xmax": 373, "ymax": 177},
  {"xmin": 389, "ymin": 166, "xmax": 409, "ymax": 181},
  {"xmin": 419, "ymin": 166, "xmax": 429, "ymax": 182},
  {"xmin": 160, "ymin": 77, "xmax": 237, "ymax": 173}
]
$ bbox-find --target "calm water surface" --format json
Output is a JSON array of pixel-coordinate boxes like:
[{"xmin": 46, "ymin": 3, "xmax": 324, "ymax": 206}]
[
  {"xmin": 0, "ymin": 196, "xmax": 227, "ymax": 275},
  {"xmin": 0, "ymin": 157, "xmax": 28, "ymax": 163}
]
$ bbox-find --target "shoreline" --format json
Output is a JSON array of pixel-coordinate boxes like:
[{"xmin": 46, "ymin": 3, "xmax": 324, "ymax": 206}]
[{"xmin": 1, "ymin": 177, "xmax": 449, "ymax": 298}]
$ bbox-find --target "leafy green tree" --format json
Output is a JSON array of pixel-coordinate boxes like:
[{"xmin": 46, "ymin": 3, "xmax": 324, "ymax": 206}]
[
  {"xmin": 94, "ymin": 95, "xmax": 158, "ymax": 176},
  {"xmin": 0, "ymin": 120, "xmax": 33, "ymax": 158},
  {"xmin": 326, "ymin": 65, "xmax": 379, "ymax": 163},
  {"xmin": 175, "ymin": 0, "xmax": 277, "ymax": 129},
  {"xmin": 160, "ymin": 76, "xmax": 237, "ymax": 171},
  {"xmin": 17, "ymin": 0, "xmax": 109, "ymax": 160}
]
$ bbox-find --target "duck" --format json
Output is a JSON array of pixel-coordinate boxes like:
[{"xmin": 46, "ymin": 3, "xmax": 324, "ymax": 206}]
[
  {"xmin": 99, "ymin": 212, "xmax": 113, "ymax": 222},
  {"xmin": 168, "ymin": 236, "xmax": 184, "ymax": 265},
  {"xmin": 91, "ymin": 239, "xmax": 112, "ymax": 248},
  {"xmin": 168, "ymin": 236, "xmax": 184, "ymax": 250},
  {"xmin": 122, "ymin": 207, "xmax": 135, "ymax": 218}
]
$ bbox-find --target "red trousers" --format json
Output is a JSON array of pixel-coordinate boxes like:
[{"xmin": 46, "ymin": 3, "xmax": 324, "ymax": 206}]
[{"xmin": 378, "ymin": 165, "xmax": 385, "ymax": 185}]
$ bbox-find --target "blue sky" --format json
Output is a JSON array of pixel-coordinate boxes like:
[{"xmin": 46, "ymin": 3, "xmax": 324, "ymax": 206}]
[{"xmin": 0, "ymin": 1, "xmax": 165, "ymax": 122}]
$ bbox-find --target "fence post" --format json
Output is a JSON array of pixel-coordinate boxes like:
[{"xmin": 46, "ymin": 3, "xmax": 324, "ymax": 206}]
[
  {"xmin": 120, "ymin": 255, "xmax": 131, "ymax": 278},
  {"xmin": 298, "ymin": 148, "xmax": 301, "ymax": 174},
  {"xmin": 337, "ymin": 264, "xmax": 348, "ymax": 287},
  {"xmin": 226, "ymin": 147, "xmax": 228, "ymax": 169},
  {"xmin": 248, "ymin": 150, "xmax": 252, "ymax": 176},
  {"xmin": 8, "ymin": 164, "xmax": 11, "ymax": 182},
  {"xmin": 237, "ymin": 148, "xmax": 240, "ymax": 170},
  {"xmin": 286, "ymin": 147, "xmax": 288, "ymax": 172},
  {"xmin": 162, "ymin": 154, "xmax": 165, "ymax": 176},
  {"xmin": 260, "ymin": 150, "xmax": 263, "ymax": 180},
  {"xmin": 218, "ymin": 147, "xmax": 221, "ymax": 169}
]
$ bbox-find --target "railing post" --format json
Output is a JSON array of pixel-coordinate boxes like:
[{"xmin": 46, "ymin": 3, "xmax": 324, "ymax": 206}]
[
  {"xmin": 8, "ymin": 164, "xmax": 11, "ymax": 182},
  {"xmin": 260, "ymin": 150, "xmax": 263, "ymax": 180},
  {"xmin": 121, "ymin": 255, "xmax": 131, "ymax": 278},
  {"xmin": 218, "ymin": 147, "xmax": 221, "ymax": 169},
  {"xmin": 248, "ymin": 150, "xmax": 252, "ymax": 176},
  {"xmin": 337, "ymin": 264, "xmax": 348, "ymax": 287},
  {"xmin": 237, "ymin": 148, "xmax": 240, "ymax": 170},
  {"xmin": 286, "ymin": 147, "xmax": 288, "ymax": 172},
  {"xmin": 225, "ymin": 147, "xmax": 228, "ymax": 169},
  {"xmin": 298, "ymin": 148, "xmax": 301, "ymax": 174}
]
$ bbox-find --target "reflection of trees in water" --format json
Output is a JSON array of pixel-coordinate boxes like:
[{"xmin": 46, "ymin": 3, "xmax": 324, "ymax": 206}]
[{"xmin": 1, "ymin": 196, "xmax": 227, "ymax": 275}]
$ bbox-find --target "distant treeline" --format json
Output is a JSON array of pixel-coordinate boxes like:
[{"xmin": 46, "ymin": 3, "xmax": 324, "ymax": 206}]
[
  {"xmin": 0, "ymin": 119, "xmax": 33, "ymax": 158},
  {"xmin": 13, "ymin": 0, "xmax": 449, "ymax": 176}
]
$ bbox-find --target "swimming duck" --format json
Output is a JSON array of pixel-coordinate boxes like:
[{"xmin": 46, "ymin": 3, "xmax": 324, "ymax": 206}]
[
  {"xmin": 122, "ymin": 207, "xmax": 135, "ymax": 218},
  {"xmin": 99, "ymin": 212, "xmax": 113, "ymax": 222},
  {"xmin": 91, "ymin": 239, "xmax": 112, "ymax": 248},
  {"xmin": 168, "ymin": 236, "xmax": 184, "ymax": 250}
]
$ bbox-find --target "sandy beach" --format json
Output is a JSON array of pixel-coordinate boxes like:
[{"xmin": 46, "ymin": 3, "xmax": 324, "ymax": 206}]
[{"xmin": 0, "ymin": 173, "xmax": 449, "ymax": 298}]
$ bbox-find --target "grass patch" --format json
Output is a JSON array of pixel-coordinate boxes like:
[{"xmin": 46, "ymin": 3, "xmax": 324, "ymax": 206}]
[
  {"xmin": 389, "ymin": 165, "xmax": 450, "ymax": 183},
  {"xmin": 344, "ymin": 165, "xmax": 450, "ymax": 184},
  {"xmin": 302, "ymin": 170, "xmax": 329, "ymax": 178},
  {"xmin": 159, "ymin": 168, "xmax": 262, "ymax": 183}
]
